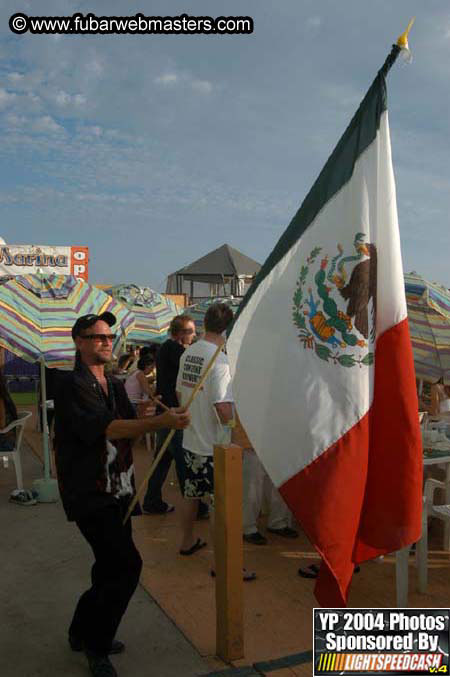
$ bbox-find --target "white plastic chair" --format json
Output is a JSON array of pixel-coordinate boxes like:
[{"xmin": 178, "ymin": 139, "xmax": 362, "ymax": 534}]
[
  {"xmin": 396, "ymin": 414, "xmax": 450, "ymax": 605},
  {"xmin": 0, "ymin": 411, "xmax": 32, "ymax": 490},
  {"xmin": 413, "ymin": 477, "xmax": 450, "ymax": 595}
]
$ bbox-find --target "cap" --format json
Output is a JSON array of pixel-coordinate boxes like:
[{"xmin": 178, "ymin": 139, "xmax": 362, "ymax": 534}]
[{"xmin": 72, "ymin": 312, "xmax": 117, "ymax": 339}]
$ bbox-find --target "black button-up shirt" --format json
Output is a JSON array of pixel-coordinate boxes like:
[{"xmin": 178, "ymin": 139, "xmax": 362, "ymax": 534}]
[{"xmin": 54, "ymin": 361, "xmax": 137, "ymax": 521}]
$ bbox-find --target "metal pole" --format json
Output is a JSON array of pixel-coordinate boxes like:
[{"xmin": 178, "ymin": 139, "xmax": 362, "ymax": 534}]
[
  {"xmin": 40, "ymin": 358, "xmax": 51, "ymax": 480},
  {"xmin": 32, "ymin": 359, "xmax": 59, "ymax": 502}
]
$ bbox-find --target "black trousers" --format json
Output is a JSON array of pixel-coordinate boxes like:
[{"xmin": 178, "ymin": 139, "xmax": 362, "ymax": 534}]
[
  {"xmin": 142, "ymin": 428, "xmax": 182, "ymax": 511},
  {"xmin": 69, "ymin": 500, "xmax": 142, "ymax": 654}
]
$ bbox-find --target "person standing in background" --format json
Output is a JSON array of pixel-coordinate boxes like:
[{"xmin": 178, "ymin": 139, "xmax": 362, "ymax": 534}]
[
  {"xmin": 233, "ymin": 413, "xmax": 298, "ymax": 545},
  {"xmin": 142, "ymin": 315, "xmax": 197, "ymax": 515}
]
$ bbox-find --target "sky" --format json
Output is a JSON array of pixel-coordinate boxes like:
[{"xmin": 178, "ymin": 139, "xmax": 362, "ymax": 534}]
[{"xmin": 0, "ymin": 0, "xmax": 449, "ymax": 289}]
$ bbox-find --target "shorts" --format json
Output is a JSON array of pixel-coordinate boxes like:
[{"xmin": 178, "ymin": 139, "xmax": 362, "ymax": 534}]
[{"xmin": 175, "ymin": 448, "xmax": 214, "ymax": 499}]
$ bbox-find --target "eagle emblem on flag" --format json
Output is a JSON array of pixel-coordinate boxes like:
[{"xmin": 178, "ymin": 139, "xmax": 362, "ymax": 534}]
[{"xmin": 292, "ymin": 233, "xmax": 377, "ymax": 368}]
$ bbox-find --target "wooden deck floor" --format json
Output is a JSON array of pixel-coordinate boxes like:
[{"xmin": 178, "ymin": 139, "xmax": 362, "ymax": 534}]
[{"xmin": 131, "ymin": 443, "xmax": 450, "ymax": 674}]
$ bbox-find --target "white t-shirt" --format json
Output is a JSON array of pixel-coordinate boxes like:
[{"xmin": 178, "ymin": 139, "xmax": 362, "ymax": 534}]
[{"xmin": 176, "ymin": 339, "xmax": 233, "ymax": 456}]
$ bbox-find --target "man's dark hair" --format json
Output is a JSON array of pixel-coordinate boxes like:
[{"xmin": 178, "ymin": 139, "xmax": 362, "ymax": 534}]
[
  {"xmin": 204, "ymin": 303, "xmax": 234, "ymax": 334},
  {"xmin": 137, "ymin": 354, "xmax": 154, "ymax": 371},
  {"xmin": 141, "ymin": 344, "xmax": 159, "ymax": 358},
  {"xmin": 170, "ymin": 314, "xmax": 194, "ymax": 337}
]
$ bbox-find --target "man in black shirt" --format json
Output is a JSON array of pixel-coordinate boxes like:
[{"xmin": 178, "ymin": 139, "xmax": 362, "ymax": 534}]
[
  {"xmin": 142, "ymin": 314, "xmax": 196, "ymax": 514},
  {"xmin": 54, "ymin": 312, "xmax": 190, "ymax": 677}
]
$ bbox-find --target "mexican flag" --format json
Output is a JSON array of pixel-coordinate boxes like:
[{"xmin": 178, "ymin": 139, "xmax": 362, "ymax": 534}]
[{"xmin": 227, "ymin": 46, "xmax": 423, "ymax": 607}]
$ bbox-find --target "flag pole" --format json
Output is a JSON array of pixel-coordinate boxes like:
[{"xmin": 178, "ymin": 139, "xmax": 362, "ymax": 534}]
[{"xmin": 123, "ymin": 342, "xmax": 224, "ymax": 524}]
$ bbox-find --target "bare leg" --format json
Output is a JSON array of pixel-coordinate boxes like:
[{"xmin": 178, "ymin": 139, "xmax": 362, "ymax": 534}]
[{"xmin": 178, "ymin": 498, "xmax": 199, "ymax": 551}]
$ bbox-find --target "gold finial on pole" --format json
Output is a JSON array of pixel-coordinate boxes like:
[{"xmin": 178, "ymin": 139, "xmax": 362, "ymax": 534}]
[{"xmin": 397, "ymin": 17, "xmax": 415, "ymax": 50}]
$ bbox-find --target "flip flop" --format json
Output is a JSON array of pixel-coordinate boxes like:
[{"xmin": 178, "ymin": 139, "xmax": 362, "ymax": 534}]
[
  {"xmin": 298, "ymin": 563, "xmax": 320, "ymax": 579},
  {"xmin": 298, "ymin": 563, "xmax": 360, "ymax": 579},
  {"xmin": 179, "ymin": 538, "xmax": 207, "ymax": 556},
  {"xmin": 9, "ymin": 489, "xmax": 37, "ymax": 507},
  {"xmin": 211, "ymin": 568, "xmax": 257, "ymax": 582}
]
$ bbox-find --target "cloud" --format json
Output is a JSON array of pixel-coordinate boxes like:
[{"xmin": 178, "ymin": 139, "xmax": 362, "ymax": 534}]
[
  {"xmin": 5, "ymin": 114, "xmax": 27, "ymax": 129},
  {"xmin": 306, "ymin": 16, "xmax": 322, "ymax": 30},
  {"xmin": 54, "ymin": 90, "xmax": 87, "ymax": 107},
  {"xmin": 4, "ymin": 71, "xmax": 44, "ymax": 93},
  {"xmin": 32, "ymin": 115, "xmax": 65, "ymax": 135},
  {"xmin": 84, "ymin": 125, "xmax": 103, "ymax": 137},
  {"xmin": 191, "ymin": 79, "xmax": 213, "ymax": 94},
  {"xmin": 7, "ymin": 72, "xmax": 24, "ymax": 84},
  {"xmin": 86, "ymin": 57, "xmax": 104, "ymax": 77},
  {"xmin": 154, "ymin": 71, "xmax": 213, "ymax": 94},
  {"xmin": 0, "ymin": 88, "xmax": 16, "ymax": 110},
  {"xmin": 54, "ymin": 91, "xmax": 71, "ymax": 106},
  {"xmin": 155, "ymin": 73, "xmax": 179, "ymax": 86}
]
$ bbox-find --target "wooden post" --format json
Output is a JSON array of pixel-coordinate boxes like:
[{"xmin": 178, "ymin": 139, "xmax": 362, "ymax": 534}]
[{"xmin": 214, "ymin": 443, "xmax": 244, "ymax": 662}]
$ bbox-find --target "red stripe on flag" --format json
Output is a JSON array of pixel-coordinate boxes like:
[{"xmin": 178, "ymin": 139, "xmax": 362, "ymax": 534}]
[{"xmin": 280, "ymin": 318, "xmax": 422, "ymax": 606}]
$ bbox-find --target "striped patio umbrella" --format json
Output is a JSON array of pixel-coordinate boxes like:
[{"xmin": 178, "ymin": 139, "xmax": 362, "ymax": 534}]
[
  {"xmin": 107, "ymin": 284, "xmax": 181, "ymax": 344},
  {"xmin": 184, "ymin": 296, "xmax": 242, "ymax": 335},
  {"xmin": 405, "ymin": 272, "xmax": 450, "ymax": 385},
  {"xmin": 0, "ymin": 273, "xmax": 135, "ymax": 367},
  {"xmin": 0, "ymin": 273, "xmax": 135, "ymax": 501}
]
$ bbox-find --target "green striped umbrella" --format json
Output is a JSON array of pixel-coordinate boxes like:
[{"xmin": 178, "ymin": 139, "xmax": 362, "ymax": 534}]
[
  {"xmin": 405, "ymin": 272, "xmax": 450, "ymax": 385},
  {"xmin": 0, "ymin": 273, "xmax": 135, "ymax": 500},
  {"xmin": 0, "ymin": 273, "xmax": 134, "ymax": 367},
  {"xmin": 107, "ymin": 284, "xmax": 181, "ymax": 344},
  {"xmin": 184, "ymin": 296, "xmax": 242, "ymax": 335}
]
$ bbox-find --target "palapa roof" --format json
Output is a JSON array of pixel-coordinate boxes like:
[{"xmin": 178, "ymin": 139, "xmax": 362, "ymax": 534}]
[{"xmin": 171, "ymin": 244, "xmax": 260, "ymax": 282}]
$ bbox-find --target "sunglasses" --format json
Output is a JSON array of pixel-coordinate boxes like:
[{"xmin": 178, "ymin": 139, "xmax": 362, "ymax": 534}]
[{"xmin": 80, "ymin": 334, "xmax": 117, "ymax": 343}]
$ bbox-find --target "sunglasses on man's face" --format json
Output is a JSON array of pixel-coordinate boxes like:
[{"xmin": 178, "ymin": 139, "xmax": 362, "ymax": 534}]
[{"xmin": 80, "ymin": 333, "xmax": 117, "ymax": 343}]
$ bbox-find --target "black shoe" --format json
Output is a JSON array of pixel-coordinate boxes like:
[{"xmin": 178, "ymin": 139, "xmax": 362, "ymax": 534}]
[
  {"xmin": 267, "ymin": 526, "xmax": 299, "ymax": 538},
  {"xmin": 243, "ymin": 531, "xmax": 267, "ymax": 545},
  {"xmin": 70, "ymin": 636, "xmax": 125, "ymax": 654},
  {"xmin": 85, "ymin": 653, "xmax": 118, "ymax": 677},
  {"xmin": 142, "ymin": 502, "xmax": 174, "ymax": 514}
]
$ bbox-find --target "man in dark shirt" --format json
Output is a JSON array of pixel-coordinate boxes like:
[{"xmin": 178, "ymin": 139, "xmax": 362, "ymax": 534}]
[
  {"xmin": 54, "ymin": 312, "xmax": 190, "ymax": 677},
  {"xmin": 142, "ymin": 314, "xmax": 196, "ymax": 514}
]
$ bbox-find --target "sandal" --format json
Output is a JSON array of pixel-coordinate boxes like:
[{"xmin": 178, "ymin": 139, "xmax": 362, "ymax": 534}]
[
  {"xmin": 9, "ymin": 489, "xmax": 37, "ymax": 507},
  {"xmin": 298, "ymin": 563, "xmax": 360, "ymax": 579},
  {"xmin": 210, "ymin": 568, "xmax": 257, "ymax": 582},
  {"xmin": 298, "ymin": 563, "xmax": 320, "ymax": 579},
  {"xmin": 179, "ymin": 538, "xmax": 207, "ymax": 556}
]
